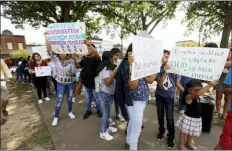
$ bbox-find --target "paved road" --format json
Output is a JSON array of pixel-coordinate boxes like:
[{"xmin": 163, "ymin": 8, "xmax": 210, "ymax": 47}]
[{"xmin": 38, "ymin": 91, "xmax": 222, "ymax": 150}]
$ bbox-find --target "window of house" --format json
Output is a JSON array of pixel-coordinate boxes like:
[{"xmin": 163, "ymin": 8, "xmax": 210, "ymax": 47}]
[
  {"xmin": 7, "ymin": 42, "xmax": 13, "ymax": 50},
  {"xmin": 18, "ymin": 43, "xmax": 23, "ymax": 49}
]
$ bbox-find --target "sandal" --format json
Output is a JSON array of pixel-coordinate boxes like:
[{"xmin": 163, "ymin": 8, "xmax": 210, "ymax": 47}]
[
  {"xmin": 186, "ymin": 143, "xmax": 198, "ymax": 150},
  {"xmin": 178, "ymin": 145, "xmax": 186, "ymax": 150}
]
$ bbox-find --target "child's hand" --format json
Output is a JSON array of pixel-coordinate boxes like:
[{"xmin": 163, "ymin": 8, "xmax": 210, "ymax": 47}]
[{"xmin": 209, "ymin": 80, "xmax": 217, "ymax": 86}]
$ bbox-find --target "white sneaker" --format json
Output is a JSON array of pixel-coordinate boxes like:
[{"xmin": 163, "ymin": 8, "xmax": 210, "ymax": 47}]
[
  {"xmin": 100, "ymin": 132, "xmax": 113, "ymax": 141},
  {"xmin": 45, "ymin": 97, "xmax": 51, "ymax": 101},
  {"xmin": 109, "ymin": 118, "xmax": 116, "ymax": 126},
  {"xmin": 72, "ymin": 97, "xmax": 76, "ymax": 103},
  {"xmin": 68, "ymin": 112, "xmax": 75, "ymax": 119},
  {"xmin": 52, "ymin": 117, "xmax": 58, "ymax": 126},
  {"xmin": 107, "ymin": 126, "xmax": 117, "ymax": 133},
  {"xmin": 38, "ymin": 99, "xmax": 43, "ymax": 104}
]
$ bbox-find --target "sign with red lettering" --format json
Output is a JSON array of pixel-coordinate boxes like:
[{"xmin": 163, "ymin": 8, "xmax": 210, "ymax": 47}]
[{"xmin": 131, "ymin": 36, "xmax": 164, "ymax": 81}]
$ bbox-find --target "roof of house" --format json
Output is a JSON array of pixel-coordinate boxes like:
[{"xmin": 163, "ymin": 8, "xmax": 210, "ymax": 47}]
[{"xmin": 1, "ymin": 29, "xmax": 25, "ymax": 37}]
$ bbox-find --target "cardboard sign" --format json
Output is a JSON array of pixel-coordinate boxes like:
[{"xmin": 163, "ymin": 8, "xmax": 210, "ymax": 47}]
[
  {"xmin": 31, "ymin": 46, "xmax": 50, "ymax": 59},
  {"xmin": 45, "ymin": 22, "xmax": 88, "ymax": 54},
  {"xmin": 131, "ymin": 36, "xmax": 164, "ymax": 81},
  {"xmin": 96, "ymin": 40, "xmax": 113, "ymax": 55},
  {"xmin": 168, "ymin": 47, "xmax": 230, "ymax": 81},
  {"xmin": 35, "ymin": 66, "xmax": 51, "ymax": 77}
]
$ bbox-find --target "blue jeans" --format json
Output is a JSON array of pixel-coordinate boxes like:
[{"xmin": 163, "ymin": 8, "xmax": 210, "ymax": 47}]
[
  {"xmin": 156, "ymin": 95, "xmax": 175, "ymax": 140},
  {"xmin": 114, "ymin": 95, "xmax": 120, "ymax": 115},
  {"xmin": 16, "ymin": 70, "xmax": 24, "ymax": 82},
  {"xmin": 54, "ymin": 82, "xmax": 75, "ymax": 118},
  {"xmin": 126, "ymin": 101, "xmax": 146, "ymax": 150},
  {"xmin": 83, "ymin": 86, "xmax": 101, "ymax": 112},
  {"xmin": 99, "ymin": 92, "xmax": 113, "ymax": 133}
]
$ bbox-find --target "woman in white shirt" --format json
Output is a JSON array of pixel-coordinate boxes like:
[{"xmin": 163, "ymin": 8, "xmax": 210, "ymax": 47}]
[{"xmin": 96, "ymin": 51, "xmax": 119, "ymax": 141}]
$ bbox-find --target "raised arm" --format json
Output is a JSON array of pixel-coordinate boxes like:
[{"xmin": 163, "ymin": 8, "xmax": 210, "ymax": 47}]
[
  {"xmin": 144, "ymin": 74, "xmax": 157, "ymax": 84},
  {"xmin": 157, "ymin": 64, "xmax": 170, "ymax": 86},
  {"xmin": 185, "ymin": 81, "xmax": 216, "ymax": 104},
  {"xmin": 104, "ymin": 67, "xmax": 119, "ymax": 86}
]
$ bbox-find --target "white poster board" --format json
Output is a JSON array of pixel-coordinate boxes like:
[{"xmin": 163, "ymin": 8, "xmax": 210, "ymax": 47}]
[
  {"xmin": 31, "ymin": 46, "xmax": 50, "ymax": 59},
  {"xmin": 35, "ymin": 66, "xmax": 51, "ymax": 77},
  {"xmin": 131, "ymin": 36, "xmax": 164, "ymax": 81},
  {"xmin": 45, "ymin": 22, "xmax": 88, "ymax": 54},
  {"xmin": 168, "ymin": 47, "xmax": 230, "ymax": 81},
  {"xmin": 96, "ymin": 40, "xmax": 113, "ymax": 55}
]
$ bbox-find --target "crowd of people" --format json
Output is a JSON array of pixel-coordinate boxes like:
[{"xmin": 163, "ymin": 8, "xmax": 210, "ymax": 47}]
[{"xmin": 1, "ymin": 33, "xmax": 231, "ymax": 150}]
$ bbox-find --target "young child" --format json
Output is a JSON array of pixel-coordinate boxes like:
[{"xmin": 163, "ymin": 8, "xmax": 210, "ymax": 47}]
[{"xmin": 175, "ymin": 79, "xmax": 217, "ymax": 150}]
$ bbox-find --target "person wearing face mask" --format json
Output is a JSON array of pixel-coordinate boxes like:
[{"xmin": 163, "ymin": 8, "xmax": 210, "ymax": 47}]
[
  {"xmin": 29, "ymin": 53, "xmax": 51, "ymax": 104},
  {"xmin": 97, "ymin": 51, "xmax": 119, "ymax": 141},
  {"xmin": 108, "ymin": 48, "xmax": 125, "ymax": 125}
]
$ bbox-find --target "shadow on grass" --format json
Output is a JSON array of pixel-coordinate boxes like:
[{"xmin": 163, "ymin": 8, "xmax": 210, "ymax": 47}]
[
  {"xmin": 2, "ymin": 82, "xmax": 55, "ymax": 150},
  {"xmin": 16, "ymin": 123, "xmax": 55, "ymax": 150}
]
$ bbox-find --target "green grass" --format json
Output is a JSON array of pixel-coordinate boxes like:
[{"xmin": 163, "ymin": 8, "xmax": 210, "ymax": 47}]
[{"xmin": 16, "ymin": 122, "xmax": 55, "ymax": 150}]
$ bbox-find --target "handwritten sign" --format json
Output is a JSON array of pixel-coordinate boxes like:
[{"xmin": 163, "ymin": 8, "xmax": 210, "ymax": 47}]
[
  {"xmin": 31, "ymin": 46, "xmax": 50, "ymax": 59},
  {"xmin": 35, "ymin": 66, "xmax": 51, "ymax": 77},
  {"xmin": 131, "ymin": 36, "xmax": 164, "ymax": 81},
  {"xmin": 168, "ymin": 47, "xmax": 230, "ymax": 81},
  {"xmin": 45, "ymin": 22, "xmax": 88, "ymax": 54}
]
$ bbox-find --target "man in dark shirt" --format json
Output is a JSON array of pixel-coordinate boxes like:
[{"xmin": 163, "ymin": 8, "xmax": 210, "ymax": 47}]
[
  {"xmin": 76, "ymin": 41, "xmax": 102, "ymax": 120},
  {"xmin": 155, "ymin": 50, "xmax": 184, "ymax": 149}
]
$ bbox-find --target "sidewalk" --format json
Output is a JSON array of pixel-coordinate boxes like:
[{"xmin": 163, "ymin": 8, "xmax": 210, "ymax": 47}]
[{"xmin": 38, "ymin": 91, "xmax": 223, "ymax": 150}]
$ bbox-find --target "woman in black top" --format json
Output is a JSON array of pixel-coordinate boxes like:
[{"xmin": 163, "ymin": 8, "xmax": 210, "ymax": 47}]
[{"xmin": 175, "ymin": 79, "xmax": 216, "ymax": 150}]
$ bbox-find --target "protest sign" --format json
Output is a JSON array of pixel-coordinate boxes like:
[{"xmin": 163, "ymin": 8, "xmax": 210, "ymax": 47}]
[
  {"xmin": 45, "ymin": 22, "xmax": 88, "ymax": 54},
  {"xmin": 168, "ymin": 47, "xmax": 230, "ymax": 81},
  {"xmin": 131, "ymin": 36, "xmax": 164, "ymax": 81},
  {"xmin": 35, "ymin": 66, "xmax": 51, "ymax": 77},
  {"xmin": 31, "ymin": 46, "xmax": 50, "ymax": 59},
  {"xmin": 96, "ymin": 40, "xmax": 113, "ymax": 55}
]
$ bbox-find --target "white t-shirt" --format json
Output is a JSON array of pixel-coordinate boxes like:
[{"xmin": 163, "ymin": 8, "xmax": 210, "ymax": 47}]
[{"xmin": 18, "ymin": 61, "xmax": 22, "ymax": 66}]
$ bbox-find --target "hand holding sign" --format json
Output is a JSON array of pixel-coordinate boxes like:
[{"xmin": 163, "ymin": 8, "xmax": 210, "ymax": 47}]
[
  {"xmin": 164, "ymin": 64, "xmax": 171, "ymax": 72},
  {"xmin": 210, "ymin": 80, "xmax": 218, "ymax": 86},
  {"xmin": 128, "ymin": 52, "xmax": 134, "ymax": 65}
]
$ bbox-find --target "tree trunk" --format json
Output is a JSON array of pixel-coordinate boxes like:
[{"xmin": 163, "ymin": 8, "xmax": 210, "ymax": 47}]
[
  {"xmin": 220, "ymin": 6, "xmax": 232, "ymax": 48},
  {"xmin": 60, "ymin": 3, "xmax": 70, "ymax": 22}
]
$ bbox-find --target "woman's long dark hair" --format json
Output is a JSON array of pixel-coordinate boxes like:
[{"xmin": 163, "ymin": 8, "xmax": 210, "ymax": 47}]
[
  {"xmin": 96, "ymin": 51, "xmax": 116, "ymax": 74},
  {"xmin": 182, "ymin": 79, "xmax": 203, "ymax": 105},
  {"xmin": 124, "ymin": 43, "xmax": 132, "ymax": 60},
  {"xmin": 32, "ymin": 53, "xmax": 42, "ymax": 61}
]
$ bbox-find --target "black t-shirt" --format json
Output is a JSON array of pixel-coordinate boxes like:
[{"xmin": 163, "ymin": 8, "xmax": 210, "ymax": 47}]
[
  {"xmin": 79, "ymin": 57, "xmax": 100, "ymax": 89},
  {"xmin": 184, "ymin": 98, "xmax": 202, "ymax": 118}
]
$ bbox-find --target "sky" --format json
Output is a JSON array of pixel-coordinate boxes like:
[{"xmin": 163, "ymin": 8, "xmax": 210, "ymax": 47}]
[{"xmin": 1, "ymin": 10, "xmax": 224, "ymax": 50}]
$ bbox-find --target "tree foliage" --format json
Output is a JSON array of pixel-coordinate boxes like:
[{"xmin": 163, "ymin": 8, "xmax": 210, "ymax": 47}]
[
  {"xmin": 1, "ymin": 1, "xmax": 103, "ymax": 37},
  {"xmin": 182, "ymin": 1, "xmax": 232, "ymax": 48},
  {"xmin": 94, "ymin": 1, "xmax": 179, "ymax": 37},
  {"xmin": 9, "ymin": 49, "xmax": 32, "ymax": 60}
]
